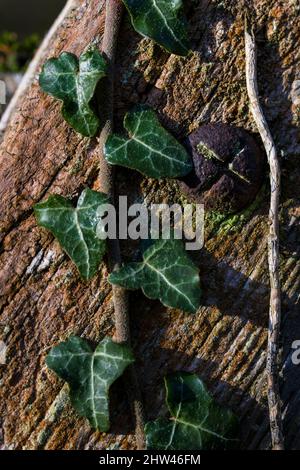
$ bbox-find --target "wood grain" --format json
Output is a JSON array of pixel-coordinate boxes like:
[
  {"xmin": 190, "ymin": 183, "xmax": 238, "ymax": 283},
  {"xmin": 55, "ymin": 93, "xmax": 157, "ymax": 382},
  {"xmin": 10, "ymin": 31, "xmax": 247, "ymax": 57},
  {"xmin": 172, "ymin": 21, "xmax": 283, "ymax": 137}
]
[{"xmin": 0, "ymin": 0, "xmax": 299, "ymax": 450}]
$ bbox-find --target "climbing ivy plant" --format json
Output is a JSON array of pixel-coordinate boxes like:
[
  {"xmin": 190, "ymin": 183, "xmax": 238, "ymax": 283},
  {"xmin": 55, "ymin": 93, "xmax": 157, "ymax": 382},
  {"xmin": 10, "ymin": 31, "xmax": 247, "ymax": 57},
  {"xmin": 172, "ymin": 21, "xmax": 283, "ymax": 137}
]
[
  {"xmin": 110, "ymin": 239, "xmax": 201, "ymax": 313},
  {"xmin": 145, "ymin": 373, "xmax": 238, "ymax": 450},
  {"xmin": 35, "ymin": 0, "xmax": 238, "ymax": 449},
  {"xmin": 39, "ymin": 48, "xmax": 107, "ymax": 137},
  {"xmin": 34, "ymin": 189, "xmax": 108, "ymax": 280},
  {"xmin": 123, "ymin": 0, "xmax": 190, "ymax": 56},
  {"xmin": 104, "ymin": 105, "xmax": 193, "ymax": 178},
  {"xmin": 46, "ymin": 336, "xmax": 134, "ymax": 431}
]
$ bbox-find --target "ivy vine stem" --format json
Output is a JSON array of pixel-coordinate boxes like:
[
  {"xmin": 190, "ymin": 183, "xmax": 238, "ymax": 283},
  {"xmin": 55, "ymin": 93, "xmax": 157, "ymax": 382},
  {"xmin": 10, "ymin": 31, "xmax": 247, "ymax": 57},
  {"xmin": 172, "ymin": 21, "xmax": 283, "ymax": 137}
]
[
  {"xmin": 245, "ymin": 17, "xmax": 284, "ymax": 450},
  {"xmin": 96, "ymin": 0, "xmax": 146, "ymax": 449}
]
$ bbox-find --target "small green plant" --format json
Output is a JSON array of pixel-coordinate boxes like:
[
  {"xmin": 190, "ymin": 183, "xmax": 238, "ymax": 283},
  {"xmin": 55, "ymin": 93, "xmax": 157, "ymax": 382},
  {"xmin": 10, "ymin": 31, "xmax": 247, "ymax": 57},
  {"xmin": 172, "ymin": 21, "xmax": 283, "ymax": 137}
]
[
  {"xmin": 105, "ymin": 105, "xmax": 193, "ymax": 178},
  {"xmin": 123, "ymin": 0, "xmax": 190, "ymax": 56},
  {"xmin": 0, "ymin": 31, "xmax": 40, "ymax": 72},
  {"xmin": 110, "ymin": 239, "xmax": 201, "ymax": 313},
  {"xmin": 34, "ymin": 188, "xmax": 109, "ymax": 280},
  {"xmin": 145, "ymin": 373, "xmax": 238, "ymax": 450},
  {"xmin": 46, "ymin": 336, "xmax": 134, "ymax": 431},
  {"xmin": 39, "ymin": 49, "xmax": 107, "ymax": 136}
]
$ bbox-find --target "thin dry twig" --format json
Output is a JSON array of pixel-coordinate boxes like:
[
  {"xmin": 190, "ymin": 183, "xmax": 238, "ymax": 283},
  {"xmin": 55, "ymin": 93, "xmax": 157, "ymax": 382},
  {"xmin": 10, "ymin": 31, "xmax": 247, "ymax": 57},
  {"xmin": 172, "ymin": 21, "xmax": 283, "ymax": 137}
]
[
  {"xmin": 0, "ymin": 0, "xmax": 80, "ymax": 138},
  {"xmin": 245, "ymin": 18, "xmax": 284, "ymax": 450},
  {"xmin": 96, "ymin": 0, "xmax": 146, "ymax": 450}
]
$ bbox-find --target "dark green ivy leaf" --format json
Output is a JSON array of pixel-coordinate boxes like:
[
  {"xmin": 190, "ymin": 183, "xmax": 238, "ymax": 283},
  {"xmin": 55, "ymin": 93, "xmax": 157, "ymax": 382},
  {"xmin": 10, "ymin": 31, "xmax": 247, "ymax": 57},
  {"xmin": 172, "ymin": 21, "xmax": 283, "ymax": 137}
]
[
  {"xmin": 109, "ymin": 239, "xmax": 201, "ymax": 313},
  {"xmin": 104, "ymin": 106, "xmax": 193, "ymax": 179},
  {"xmin": 34, "ymin": 188, "xmax": 108, "ymax": 280},
  {"xmin": 123, "ymin": 0, "xmax": 190, "ymax": 56},
  {"xmin": 39, "ymin": 48, "xmax": 107, "ymax": 136},
  {"xmin": 46, "ymin": 336, "xmax": 134, "ymax": 431},
  {"xmin": 145, "ymin": 372, "xmax": 238, "ymax": 450}
]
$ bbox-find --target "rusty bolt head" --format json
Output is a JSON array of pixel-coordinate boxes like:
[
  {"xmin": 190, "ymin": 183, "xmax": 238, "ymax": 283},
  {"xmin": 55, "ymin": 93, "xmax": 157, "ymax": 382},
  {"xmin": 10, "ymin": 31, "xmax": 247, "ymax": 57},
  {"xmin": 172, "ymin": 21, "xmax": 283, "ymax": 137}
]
[{"xmin": 178, "ymin": 123, "xmax": 265, "ymax": 213}]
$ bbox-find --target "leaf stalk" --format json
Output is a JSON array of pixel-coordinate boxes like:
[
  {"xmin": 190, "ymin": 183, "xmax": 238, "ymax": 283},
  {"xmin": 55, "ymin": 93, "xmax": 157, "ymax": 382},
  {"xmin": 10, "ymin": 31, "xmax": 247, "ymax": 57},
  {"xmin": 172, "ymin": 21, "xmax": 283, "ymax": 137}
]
[{"xmin": 97, "ymin": 0, "xmax": 146, "ymax": 450}]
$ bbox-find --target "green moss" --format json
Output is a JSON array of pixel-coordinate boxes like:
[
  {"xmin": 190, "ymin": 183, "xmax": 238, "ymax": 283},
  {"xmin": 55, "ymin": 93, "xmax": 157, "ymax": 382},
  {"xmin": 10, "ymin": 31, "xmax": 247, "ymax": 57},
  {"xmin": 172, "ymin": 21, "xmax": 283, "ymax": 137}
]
[
  {"xmin": 37, "ymin": 427, "xmax": 52, "ymax": 448},
  {"xmin": 69, "ymin": 156, "xmax": 83, "ymax": 175},
  {"xmin": 137, "ymin": 38, "xmax": 155, "ymax": 58},
  {"xmin": 206, "ymin": 184, "xmax": 267, "ymax": 237},
  {"xmin": 54, "ymin": 270, "xmax": 74, "ymax": 288},
  {"xmin": 36, "ymin": 389, "xmax": 70, "ymax": 447},
  {"xmin": 197, "ymin": 142, "xmax": 221, "ymax": 161},
  {"xmin": 293, "ymin": 106, "xmax": 300, "ymax": 126},
  {"xmin": 201, "ymin": 62, "xmax": 213, "ymax": 74},
  {"xmin": 239, "ymin": 101, "xmax": 249, "ymax": 118}
]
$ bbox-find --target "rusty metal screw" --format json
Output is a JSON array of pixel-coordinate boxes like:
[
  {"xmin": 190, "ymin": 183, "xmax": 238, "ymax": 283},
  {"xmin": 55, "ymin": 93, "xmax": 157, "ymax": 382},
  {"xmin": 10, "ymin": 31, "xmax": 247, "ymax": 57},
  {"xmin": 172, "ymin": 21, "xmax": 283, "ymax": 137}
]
[{"xmin": 178, "ymin": 123, "xmax": 265, "ymax": 213}]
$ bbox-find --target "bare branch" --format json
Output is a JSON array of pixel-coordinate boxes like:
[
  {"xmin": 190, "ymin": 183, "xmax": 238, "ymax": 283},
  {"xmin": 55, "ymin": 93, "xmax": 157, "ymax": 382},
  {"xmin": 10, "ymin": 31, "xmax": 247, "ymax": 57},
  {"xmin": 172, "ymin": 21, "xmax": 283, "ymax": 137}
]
[
  {"xmin": 245, "ymin": 19, "xmax": 284, "ymax": 450},
  {"xmin": 96, "ymin": 0, "xmax": 146, "ymax": 450}
]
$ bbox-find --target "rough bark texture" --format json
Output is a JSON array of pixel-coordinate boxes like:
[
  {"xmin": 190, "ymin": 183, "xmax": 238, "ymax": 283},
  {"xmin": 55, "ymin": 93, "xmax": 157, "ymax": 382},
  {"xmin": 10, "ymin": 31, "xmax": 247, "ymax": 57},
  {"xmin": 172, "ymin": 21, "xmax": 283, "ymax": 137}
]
[{"xmin": 0, "ymin": 0, "xmax": 299, "ymax": 450}]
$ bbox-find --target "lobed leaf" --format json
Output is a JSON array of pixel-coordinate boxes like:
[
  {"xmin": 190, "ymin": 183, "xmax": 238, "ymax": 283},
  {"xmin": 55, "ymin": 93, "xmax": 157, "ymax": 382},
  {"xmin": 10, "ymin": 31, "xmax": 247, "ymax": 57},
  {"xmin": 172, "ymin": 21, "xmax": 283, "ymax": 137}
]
[
  {"xmin": 109, "ymin": 239, "xmax": 201, "ymax": 313},
  {"xmin": 39, "ymin": 48, "xmax": 107, "ymax": 136},
  {"xmin": 104, "ymin": 106, "xmax": 193, "ymax": 179},
  {"xmin": 34, "ymin": 188, "xmax": 108, "ymax": 280},
  {"xmin": 123, "ymin": 0, "xmax": 190, "ymax": 56},
  {"xmin": 145, "ymin": 372, "xmax": 238, "ymax": 450},
  {"xmin": 46, "ymin": 336, "xmax": 134, "ymax": 431}
]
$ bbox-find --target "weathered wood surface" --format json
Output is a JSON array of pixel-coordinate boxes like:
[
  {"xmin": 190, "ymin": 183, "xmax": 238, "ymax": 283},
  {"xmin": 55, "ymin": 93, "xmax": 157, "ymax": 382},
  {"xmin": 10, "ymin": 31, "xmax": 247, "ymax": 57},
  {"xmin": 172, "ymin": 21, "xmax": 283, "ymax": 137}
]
[{"xmin": 0, "ymin": 0, "xmax": 299, "ymax": 450}]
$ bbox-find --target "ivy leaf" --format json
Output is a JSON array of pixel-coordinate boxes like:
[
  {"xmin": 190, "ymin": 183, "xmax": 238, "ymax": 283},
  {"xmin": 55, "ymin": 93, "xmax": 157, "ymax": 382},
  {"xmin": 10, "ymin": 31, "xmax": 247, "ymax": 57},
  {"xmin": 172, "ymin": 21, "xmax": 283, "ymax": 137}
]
[
  {"xmin": 104, "ymin": 106, "xmax": 193, "ymax": 179},
  {"xmin": 109, "ymin": 239, "xmax": 201, "ymax": 313},
  {"xmin": 39, "ymin": 48, "xmax": 107, "ymax": 137},
  {"xmin": 123, "ymin": 0, "xmax": 190, "ymax": 56},
  {"xmin": 46, "ymin": 336, "xmax": 134, "ymax": 431},
  {"xmin": 145, "ymin": 373, "xmax": 238, "ymax": 450},
  {"xmin": 34, "ymin": 188, "xmax": 108, "ymax": 280}
]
